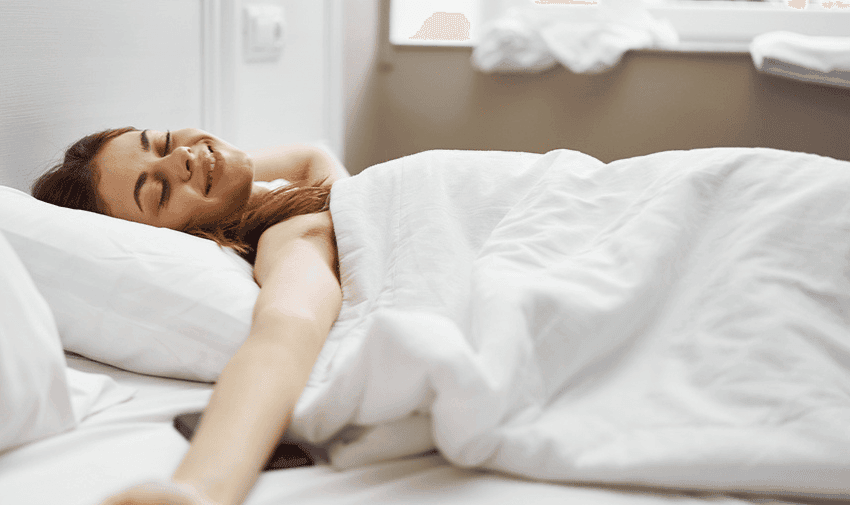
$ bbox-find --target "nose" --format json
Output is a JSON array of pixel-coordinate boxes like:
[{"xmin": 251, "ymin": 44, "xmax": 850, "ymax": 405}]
[{"xmin": 162, "ymin": 146, "xmax": 195, "ymax": 183}]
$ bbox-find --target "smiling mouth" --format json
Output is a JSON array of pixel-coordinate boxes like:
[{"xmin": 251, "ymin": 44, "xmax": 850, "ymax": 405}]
[{"xmin": 205, "ymin": 145, "xmax": 215, "ymax": 195}]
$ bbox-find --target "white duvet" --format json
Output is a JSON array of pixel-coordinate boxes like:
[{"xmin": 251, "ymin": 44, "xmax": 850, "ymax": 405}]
[{"xmin": 287, "ymin": 148, "xmax": 850, "ymax": 497}]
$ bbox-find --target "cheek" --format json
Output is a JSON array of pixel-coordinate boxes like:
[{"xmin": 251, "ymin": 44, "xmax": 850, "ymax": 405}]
[
  {"xmin": 169, "ymin": 200, "xmax": 202, "ymax": 230},
  {"xmin": 221, "ymin": 163, "xmax": 253, "ymax": 200},
  {"xmin": 223, "ymin": 178, "xmax": 253, "ymax": 215}
]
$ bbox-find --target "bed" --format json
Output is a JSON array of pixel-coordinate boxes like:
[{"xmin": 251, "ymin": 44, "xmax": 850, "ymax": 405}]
[
  {"xmin": 0, "ymin": 354, "xmax": 759, "ymax": 505},
  {"xmin": 1, "ymin": 147, "xmax": 849, "ymax": 505}
]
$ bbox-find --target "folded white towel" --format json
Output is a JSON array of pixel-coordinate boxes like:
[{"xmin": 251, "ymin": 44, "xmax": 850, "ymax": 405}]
[
  {"xmin": 472, "ymin": 4, "xmax": 677, "ymax": 74},
  {"xmin": 750, "ymin": 31, "xmax": 850, "ymax": 88},
  {"xmin": 540, "ymin": 20, "xmax": 676, "ymax": 74},
  {"xmin": 751, "ymin": 31, "xmax": 850, "ymax": 73},
  {"xmin": 471, "ymin": 9, "xmax": 559, "ymax": 73}
]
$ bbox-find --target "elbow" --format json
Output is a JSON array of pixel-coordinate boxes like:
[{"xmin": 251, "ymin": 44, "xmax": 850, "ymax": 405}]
[
  {"xmin": 250, "ymin": 284, "xmax": 342, "ymax": 340},
  {"xmin": 306, "ymin": 148, "xmax": 341, "ymax": 186}
]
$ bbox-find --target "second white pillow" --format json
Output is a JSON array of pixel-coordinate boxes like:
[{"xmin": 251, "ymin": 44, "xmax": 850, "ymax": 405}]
[{"xmin": 0, "ymin": 231, "xmax": 76, "ymax": 451}]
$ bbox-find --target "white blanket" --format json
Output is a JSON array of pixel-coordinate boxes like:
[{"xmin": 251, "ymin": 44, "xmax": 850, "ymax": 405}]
[{"xmin": 288, "ymin": 148, "xmax": 850, "ymax": 497}]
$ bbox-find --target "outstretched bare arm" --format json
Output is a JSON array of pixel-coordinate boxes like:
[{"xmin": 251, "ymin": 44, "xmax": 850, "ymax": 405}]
[{"xmin": 101, "ymin": 213, "xmax": 341, "ymax": 505}]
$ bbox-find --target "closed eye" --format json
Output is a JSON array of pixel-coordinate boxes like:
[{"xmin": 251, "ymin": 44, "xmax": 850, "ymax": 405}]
[{"xmin": 154, "ymin": 172, "xmax": 170, "ymax": 210}]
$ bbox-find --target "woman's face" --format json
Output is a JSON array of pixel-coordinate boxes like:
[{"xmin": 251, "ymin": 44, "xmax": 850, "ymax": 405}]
[{"xmin": 95, "ymin": 128, "xmax": 254, "ymax": 230}]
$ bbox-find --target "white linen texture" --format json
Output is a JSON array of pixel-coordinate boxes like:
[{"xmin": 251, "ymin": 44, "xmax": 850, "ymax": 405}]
[
  {"xmin": 0, "ymin": 187, "xmax": 259, "ymax": 382},
  {"xmin": 287, "ymin": 148, "xmax": 850, "ymax": 497}
]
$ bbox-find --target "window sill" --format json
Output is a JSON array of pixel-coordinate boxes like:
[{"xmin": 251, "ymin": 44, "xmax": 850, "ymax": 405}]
[{"xmin": 648, "ymin": 3, "xmax": 849, "ymax": 53}]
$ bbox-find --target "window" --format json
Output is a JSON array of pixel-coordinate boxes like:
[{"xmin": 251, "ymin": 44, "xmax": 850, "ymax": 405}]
[
  {"xmin": 390, "ymin": 0, "xmax": 481, "ymax": 47},
  {"xmin": 389, "ymin": 0, "xmax": 849, "ymax": 50}
]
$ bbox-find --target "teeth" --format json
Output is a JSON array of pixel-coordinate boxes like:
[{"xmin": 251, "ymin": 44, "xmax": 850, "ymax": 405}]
[{"xmin": 205, "ymin": 154, "xmax": 214, "ymax": 194}]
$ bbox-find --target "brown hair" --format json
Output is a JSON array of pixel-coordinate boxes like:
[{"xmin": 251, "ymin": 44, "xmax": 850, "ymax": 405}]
[
  {"xmin": 32, "ymin": 127, "xmax": 332, "ymax": 264},
  {"xmin": 185, "ymin": 182, "xmax": 331, "ymax": 264},
  {"xmin": 32, "ymin": 126, "xmax": 138, "ymax": 215}
]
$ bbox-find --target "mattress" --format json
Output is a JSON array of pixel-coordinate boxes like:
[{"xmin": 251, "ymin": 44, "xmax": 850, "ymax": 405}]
[{"xmin": 0, "ymin": 353, "xmax": 798, "ymax": 505}]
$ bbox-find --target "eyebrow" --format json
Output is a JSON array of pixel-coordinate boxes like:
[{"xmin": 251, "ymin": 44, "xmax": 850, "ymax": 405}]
[{"xmin": 139, "ymin": 130, "xmax": 150, "ymax": 152}]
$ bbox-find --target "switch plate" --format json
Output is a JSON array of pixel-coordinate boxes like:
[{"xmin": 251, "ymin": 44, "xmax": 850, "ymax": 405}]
[{"xmin": 244, "ymin": 4, "xmax": 285, "ymax": 63}]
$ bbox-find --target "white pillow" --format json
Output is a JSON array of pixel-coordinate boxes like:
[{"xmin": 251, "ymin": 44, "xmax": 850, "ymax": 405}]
[
  {"xmin": 0, "ymin": 231, "xmax": 76, "ymax": 452},
  {"xmin": 0, "ymin": 186, "xmax": 259, "ymax": 382}
]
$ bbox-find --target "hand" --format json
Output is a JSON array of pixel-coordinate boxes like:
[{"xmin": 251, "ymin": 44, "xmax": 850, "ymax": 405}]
[{"xmin": 99, "ymin": 481, "xmax": 216, "ymax": 505}]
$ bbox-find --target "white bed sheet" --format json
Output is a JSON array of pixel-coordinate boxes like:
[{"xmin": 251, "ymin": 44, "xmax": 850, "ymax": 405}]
[{"xmin": 0, "ymin": 354, "xmax": 801, "ymax": 505}]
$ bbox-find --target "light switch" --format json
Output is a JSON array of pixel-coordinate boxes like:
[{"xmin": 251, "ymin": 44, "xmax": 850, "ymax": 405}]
[{"xmin": 244, "ymin": 4, "xmax": 285, "ymax": 63}]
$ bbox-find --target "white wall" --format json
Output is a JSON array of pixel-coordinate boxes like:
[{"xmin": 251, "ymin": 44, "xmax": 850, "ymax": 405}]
[
  {"xmin": 217, "ymin": 0, "xmax": 342, "ymax": 153},
  {"xmin": 0, "ymin": 0, "xmax": 204, "ymax": 192},
  {"xmin": 344, "ymin": 0, "xmax": 381, "ymax": 129},
  {"xmin": 341, "ymin": 0, "xmax": 381, "ymax": 169}
]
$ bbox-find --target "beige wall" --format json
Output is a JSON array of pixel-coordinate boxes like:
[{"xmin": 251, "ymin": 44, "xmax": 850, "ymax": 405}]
[{"xmin": 343, "ymin": 0, "xmax": 850, "ymax": 175}]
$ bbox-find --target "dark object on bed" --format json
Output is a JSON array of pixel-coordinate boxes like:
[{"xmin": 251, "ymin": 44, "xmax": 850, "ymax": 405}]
[{"xmin": 173, "ymin": 412, "xmax": 314, "ymax": 471}]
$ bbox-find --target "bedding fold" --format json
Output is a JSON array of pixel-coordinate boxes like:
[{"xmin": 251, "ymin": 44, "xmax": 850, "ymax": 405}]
[{"xmin": 287, "ymin": 148, "xmax": 850, "ymax": 497}]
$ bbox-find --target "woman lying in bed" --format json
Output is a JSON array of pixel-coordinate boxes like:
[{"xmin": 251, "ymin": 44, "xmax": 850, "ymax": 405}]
[
  {"xmin": 34, "ymin": 127, "xmax": 345, "ymax": 505},
  {"xmin": 33, "ymin": 127, "xmax": 850, "ymax": 505}
]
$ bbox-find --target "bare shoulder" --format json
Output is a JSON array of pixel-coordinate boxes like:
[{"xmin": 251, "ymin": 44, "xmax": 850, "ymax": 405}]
[{"xmin": 253, "ymin": 211, "xmax": 337, "ymax": 286}]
